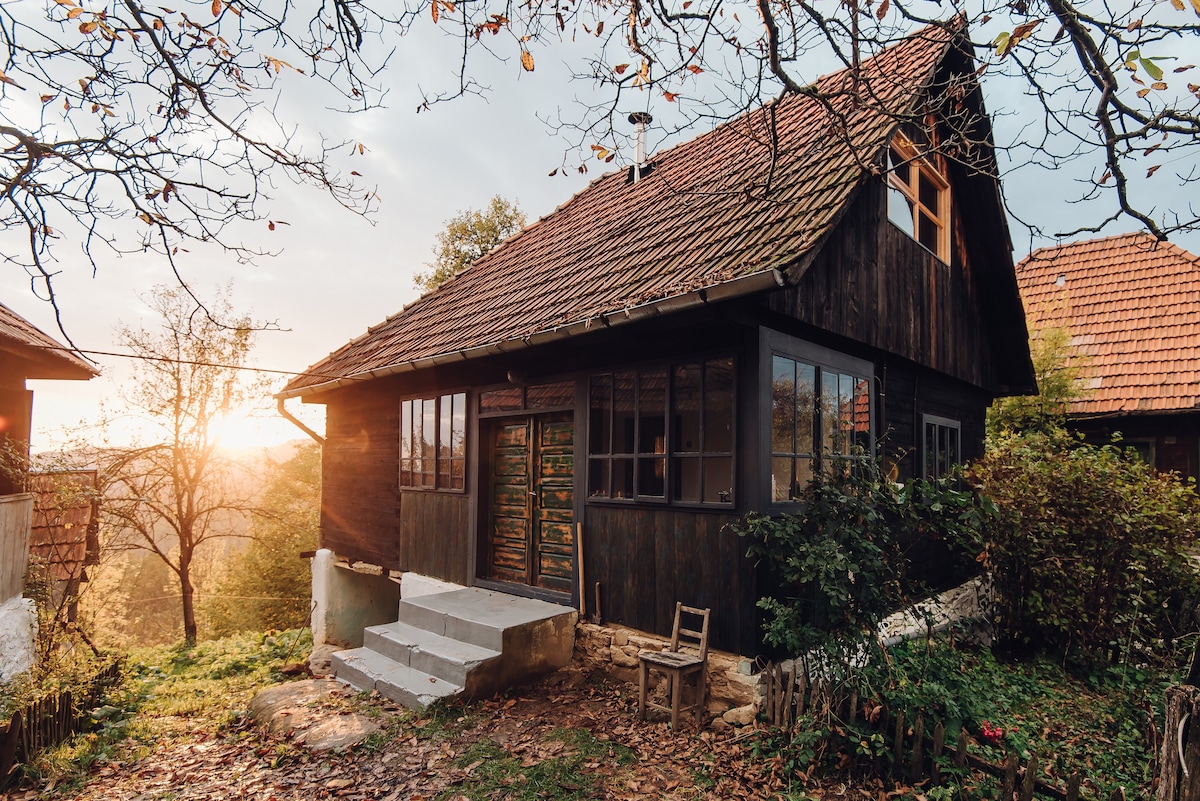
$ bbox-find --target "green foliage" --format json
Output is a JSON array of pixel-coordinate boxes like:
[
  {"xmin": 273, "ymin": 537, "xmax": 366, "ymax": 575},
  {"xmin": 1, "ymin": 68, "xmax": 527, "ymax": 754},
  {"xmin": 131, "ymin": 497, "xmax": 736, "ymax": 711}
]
[
  {"xmin": 22, "ymin": 628, "xmax": 309, "ymax": 790},
  {"xmin": 732, "ymin": 459, "xmax": 995, "ymax": 659},
  {"xmin": 987, "ymin": 324, "xmax": 1087, "ymax": 439},
  {"xmin": 413, "ymin": 196, "xmax": 526, "ymax": 292},
  {"xmin": 202, "ymin": 443, "xmax": 320, "ymax": 637},
  {"xmin": 971, "ymin": 429, "xmax": 1200, "ymax": 671}
]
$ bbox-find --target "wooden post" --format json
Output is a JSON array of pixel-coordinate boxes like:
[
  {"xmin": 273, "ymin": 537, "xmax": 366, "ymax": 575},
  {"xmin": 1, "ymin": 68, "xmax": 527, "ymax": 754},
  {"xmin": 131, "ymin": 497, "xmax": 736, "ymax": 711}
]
[
  {"xmin": 576, "ymin": 523, "xmax": 586, "ymax": 618},
  {"xmin": 1066, "ymin": 773, "xmax": 1082, "ymax": 801},
  {"xmin": 1159, "ymin": 684, "xmax": 1200, "ymax": 801},
  {"xmin": 1019, "ymin": 753, "xmax": 1038, "ymax": 801},
  {"xmin": 784, "ymin": 667, "xmax": 795, "ymax": 731},
  {"xmin": 910, "ymin": 715, "xmax": 925, "ymax": 780},
  {"xmin": 955, "ymin": 728, "xmax": 968, "ymax": 771},
  {"xmin": 1002, "ymin": 749, "xmax": 1019, "ymax": 800},
  {"xmin": 931, "ymin": 722, "xmax": 945, "ymax": 785},
  {"xmin": 892, "ymin": 710, "xmax": 906, "ymax": 779}
]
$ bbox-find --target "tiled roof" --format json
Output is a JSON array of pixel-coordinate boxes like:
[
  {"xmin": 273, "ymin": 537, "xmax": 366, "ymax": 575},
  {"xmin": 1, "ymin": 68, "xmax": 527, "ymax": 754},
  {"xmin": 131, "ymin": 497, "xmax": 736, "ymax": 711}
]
[
  {"xmin": 1015, "ymin": 232, "xmax": 1200, "ymax": 416},
  {"xmin": 0, "ymin": 302, "xmax": 97, "ymax": 380},
  {"xmin": 283, "ymin": 21, "xmax": 962, "ymax": 398}
]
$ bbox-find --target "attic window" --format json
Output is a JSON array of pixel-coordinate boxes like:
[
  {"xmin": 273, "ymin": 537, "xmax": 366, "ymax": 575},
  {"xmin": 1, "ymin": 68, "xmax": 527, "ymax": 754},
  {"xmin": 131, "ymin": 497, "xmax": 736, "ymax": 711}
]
[{"xmin": 887, "ymin": 134, "xmax": 950, "ymax": 262}]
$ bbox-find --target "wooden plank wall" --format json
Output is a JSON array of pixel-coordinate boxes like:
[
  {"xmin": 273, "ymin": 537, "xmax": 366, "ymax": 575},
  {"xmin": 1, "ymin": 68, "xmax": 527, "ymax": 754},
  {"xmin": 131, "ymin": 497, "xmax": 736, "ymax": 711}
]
[
  {"xmin": 876, "ymin": 362, "xmax": 991, "ymax": 482},
  {"xmin": 398, "ymin": 491, "xmax": 472, "ymax": 585},
  {"xmin": 773, "ymin": 180, "xmax": 995, "ymax": 392},
  {"xmin": 320, "ymin": 387, "xmax": 401, "ymax": 569},
  {"xmin": 0, "ymin": 494, "xmax": 32, "ymax": 603},
  {"xmin": 583, "ymin": 505, "xmax": 758, "ymax": 656}
]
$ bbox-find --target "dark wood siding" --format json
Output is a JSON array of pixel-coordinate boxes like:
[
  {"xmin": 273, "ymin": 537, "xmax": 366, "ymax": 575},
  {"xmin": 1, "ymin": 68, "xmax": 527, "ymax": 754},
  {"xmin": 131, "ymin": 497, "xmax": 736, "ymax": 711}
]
[
  {"xmin": 876, "ymin": 359, "xmax": 991, "ymax": 482},
  {"xmin": 398, "ymin": 491, "xmax": 472, "ymax": 584},
  {"xmin": 770, "ymin": 173, "xmax": 1005, "ymax": 394},
  {"xmin": 583, "ymin": 505, "xmax": 759, "ymax": 655},
  {"xmin": 320, "ymin": 386, "xmax": 400, "ymax": 569}
]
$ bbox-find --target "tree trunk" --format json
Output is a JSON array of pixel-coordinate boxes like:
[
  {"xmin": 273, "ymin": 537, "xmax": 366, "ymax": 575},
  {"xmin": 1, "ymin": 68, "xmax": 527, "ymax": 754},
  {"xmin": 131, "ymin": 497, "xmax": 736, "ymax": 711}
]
[
  {"xmin": 180, "ymin": 559, "xmax": 197, "ymax": 646},
  {"xmin": 1158, "ymin": 684, "xmax": 1200, "ymax": 801}
]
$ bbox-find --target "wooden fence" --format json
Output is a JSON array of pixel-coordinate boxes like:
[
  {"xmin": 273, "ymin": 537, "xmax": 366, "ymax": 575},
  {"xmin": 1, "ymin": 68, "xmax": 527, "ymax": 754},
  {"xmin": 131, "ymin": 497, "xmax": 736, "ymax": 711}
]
[
  {"xmin": 0, "ymin": 661, "xmax": 120, "ymax": 790},
  {"xmin": 760, "ymin": 661, "xmax": 1128, "ymax": 801}
]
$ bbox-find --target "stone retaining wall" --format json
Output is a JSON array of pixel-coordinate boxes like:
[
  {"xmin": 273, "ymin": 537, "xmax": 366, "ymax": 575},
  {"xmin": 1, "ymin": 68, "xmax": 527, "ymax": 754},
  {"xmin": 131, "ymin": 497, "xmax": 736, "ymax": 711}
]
[{"xmin": 573, "ymin": 621, "xmax": 759, "ymax": 719}]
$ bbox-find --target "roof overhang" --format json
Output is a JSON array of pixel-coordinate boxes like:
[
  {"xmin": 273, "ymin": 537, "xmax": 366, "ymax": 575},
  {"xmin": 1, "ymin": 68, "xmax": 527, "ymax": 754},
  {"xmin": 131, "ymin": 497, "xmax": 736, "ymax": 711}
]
[{"xmin": 278, "ymin": 267, "xmax": 787, "ymax": 401}]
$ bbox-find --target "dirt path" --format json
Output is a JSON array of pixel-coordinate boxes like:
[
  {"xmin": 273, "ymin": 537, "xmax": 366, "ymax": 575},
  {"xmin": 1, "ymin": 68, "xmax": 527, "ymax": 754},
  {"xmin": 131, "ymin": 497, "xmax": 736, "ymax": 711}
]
[{"xmin": 5, "ymin": 665, "xmax": 862, "ymax": 801}]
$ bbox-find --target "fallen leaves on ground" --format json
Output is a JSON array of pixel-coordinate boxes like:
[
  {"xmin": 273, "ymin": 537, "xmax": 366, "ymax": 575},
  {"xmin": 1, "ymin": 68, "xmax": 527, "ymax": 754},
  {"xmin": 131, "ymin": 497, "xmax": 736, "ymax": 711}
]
[{"xmin": 11, "ymin": 664, "xmax": 867, "ymax": 801}]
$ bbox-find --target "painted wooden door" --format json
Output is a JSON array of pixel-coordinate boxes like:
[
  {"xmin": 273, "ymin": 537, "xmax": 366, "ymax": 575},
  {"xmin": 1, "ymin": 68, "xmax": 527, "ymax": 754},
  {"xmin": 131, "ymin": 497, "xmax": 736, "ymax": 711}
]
[{"xmin": 485, "ymin": 414, "xmax": 574, "ymax": 591}]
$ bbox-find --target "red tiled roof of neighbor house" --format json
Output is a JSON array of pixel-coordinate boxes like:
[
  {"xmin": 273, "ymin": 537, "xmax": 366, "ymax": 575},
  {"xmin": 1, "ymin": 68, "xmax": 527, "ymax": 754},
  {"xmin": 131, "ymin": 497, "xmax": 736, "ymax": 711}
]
[
  {"xmin": 1015, "ymin": 232, "xmax": 1200, "ymax": 417},
  {"xmin": 282, "ymin": 20, "xmax": 965, "ymax": 398},
  {"xmin": 0, "ymin": 302, "xmax": 97, "ymax": 380}
]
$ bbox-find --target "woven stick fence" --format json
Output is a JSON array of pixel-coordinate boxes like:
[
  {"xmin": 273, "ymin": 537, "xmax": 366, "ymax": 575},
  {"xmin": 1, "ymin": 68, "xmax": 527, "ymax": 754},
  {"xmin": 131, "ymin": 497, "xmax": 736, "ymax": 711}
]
[{"xmin": 761, "ymin": 662, "xmax": 1127, "ymax": 801}]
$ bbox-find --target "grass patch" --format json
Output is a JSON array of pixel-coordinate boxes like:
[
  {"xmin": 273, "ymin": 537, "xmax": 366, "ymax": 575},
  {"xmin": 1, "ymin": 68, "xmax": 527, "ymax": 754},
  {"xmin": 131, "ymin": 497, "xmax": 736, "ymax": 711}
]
[
  {"xmin": 439, "ymin": 728, "xmax": 637, "ymax": 801},
  {"xmin": 24, "ymin": 629, "xmax": 312, "ymax": 791}
]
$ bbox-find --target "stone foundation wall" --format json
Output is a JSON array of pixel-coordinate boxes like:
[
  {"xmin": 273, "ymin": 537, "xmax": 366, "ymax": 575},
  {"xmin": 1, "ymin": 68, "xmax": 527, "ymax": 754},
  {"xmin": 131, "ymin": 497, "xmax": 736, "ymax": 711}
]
[{"xmin": 573, "ymin": 622, "xmax": 759, "ymax": 718}]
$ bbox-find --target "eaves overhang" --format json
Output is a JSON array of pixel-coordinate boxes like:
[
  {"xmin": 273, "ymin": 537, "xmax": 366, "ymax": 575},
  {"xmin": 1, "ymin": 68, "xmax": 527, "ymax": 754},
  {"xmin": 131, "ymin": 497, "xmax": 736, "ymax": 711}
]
[{"xmin": 277, "ymin": 267, "xmax": 787, "ymax": 401}]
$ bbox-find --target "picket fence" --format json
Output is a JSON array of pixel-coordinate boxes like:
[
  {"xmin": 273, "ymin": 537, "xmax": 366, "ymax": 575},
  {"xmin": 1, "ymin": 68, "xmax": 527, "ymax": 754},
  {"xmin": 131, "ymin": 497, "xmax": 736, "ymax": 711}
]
[{"xmin": 0, "ymin": 661, "xmax": 120, "ymax": 790}]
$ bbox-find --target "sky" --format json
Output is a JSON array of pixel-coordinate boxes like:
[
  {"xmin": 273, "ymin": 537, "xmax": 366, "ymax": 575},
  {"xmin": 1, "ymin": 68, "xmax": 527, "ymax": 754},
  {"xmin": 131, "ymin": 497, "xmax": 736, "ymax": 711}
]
[{"xmin": 4, "ymin": 10, "xmax": 1199, "ymax": 452}]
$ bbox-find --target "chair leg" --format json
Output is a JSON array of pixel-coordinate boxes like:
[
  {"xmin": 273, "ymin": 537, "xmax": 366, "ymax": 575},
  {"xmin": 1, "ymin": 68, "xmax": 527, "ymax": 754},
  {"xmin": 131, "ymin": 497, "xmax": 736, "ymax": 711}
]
[
  {"xmin": 638, "ymin": 661, "xmax": 647, "ymax": 721},
  {"xmin": 670, "ymin": 669, "xmax": 682, "ymax": 730}
]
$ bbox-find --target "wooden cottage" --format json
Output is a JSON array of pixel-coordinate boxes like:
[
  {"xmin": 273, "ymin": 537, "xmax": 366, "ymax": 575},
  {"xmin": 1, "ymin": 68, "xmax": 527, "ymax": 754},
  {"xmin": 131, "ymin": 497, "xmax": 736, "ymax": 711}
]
[
  {"xmin": 1017, "ymin": 233, "xmax": 1200, "ymax": 480},
  {"xmin": 282, "ymin": 20, "xmax": 1034, "ymax": 697}
]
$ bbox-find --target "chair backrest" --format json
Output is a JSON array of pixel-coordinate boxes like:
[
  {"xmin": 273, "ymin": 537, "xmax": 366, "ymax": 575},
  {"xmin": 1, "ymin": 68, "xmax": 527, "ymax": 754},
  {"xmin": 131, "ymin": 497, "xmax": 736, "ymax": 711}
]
[{"xmin": 669, "ymin": 602, "xmax": 711, "ymax": 661}]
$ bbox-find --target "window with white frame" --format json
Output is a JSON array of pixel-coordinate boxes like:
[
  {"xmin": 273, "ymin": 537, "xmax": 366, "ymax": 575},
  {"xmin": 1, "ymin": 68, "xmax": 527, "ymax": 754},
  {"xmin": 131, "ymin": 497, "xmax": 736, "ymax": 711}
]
[
  {"xmin": 921, "ymin": 414, "xmax": 961, "ymax": 480},
  {"xmin": 887, "ymin": 133, "xmax": 950, "ymax": 262}
]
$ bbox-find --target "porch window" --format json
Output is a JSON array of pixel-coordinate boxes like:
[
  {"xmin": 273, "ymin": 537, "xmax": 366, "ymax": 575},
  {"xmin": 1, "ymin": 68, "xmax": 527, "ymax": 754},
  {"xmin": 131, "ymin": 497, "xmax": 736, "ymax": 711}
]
[
  {"xmin": 771, "ymin": 355, "xmax": 871, "ymax": 502},
  {"xmin": 887, "ymin": 133, "xmax": 950, "ymax": 262},
  {"xmin": 400, "ymin": 392, "xmax": 466, "ymax": 490},
  {"xmin": 588, "ymin": 357, "xmax": 734, "ymax": 505},
  {"xmin": 921, "ymin": 414, "xmax": 960, "ymax": 480}
]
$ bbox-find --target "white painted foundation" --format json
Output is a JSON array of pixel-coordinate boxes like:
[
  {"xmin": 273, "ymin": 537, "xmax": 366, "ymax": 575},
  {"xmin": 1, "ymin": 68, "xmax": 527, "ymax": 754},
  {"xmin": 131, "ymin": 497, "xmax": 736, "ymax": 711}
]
[
  {"xmin": 310, "ymin": 549, "xmax": 400, "ymax": 648},
  {"xmin": 0, "ymin": 596, "xmax": 37, "ymax": 683}
]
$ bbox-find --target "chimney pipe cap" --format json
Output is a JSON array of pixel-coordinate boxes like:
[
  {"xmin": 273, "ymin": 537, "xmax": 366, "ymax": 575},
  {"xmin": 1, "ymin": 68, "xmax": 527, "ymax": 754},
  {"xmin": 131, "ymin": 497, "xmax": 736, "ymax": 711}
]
[{"xmin": 627, "ymin": 111, "xmax": 653, "ymax": 125}]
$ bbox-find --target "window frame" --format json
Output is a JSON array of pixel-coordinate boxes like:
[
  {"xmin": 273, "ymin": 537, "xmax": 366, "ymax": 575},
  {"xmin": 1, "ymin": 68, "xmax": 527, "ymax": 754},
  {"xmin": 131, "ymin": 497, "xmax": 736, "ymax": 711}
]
[
  {"xmin": 761, "ymin": 329, "xmax": 874, "ymax": 506},
  {"xmin": 587, "ymin": 355, "xmax": 736, "ymax": 508},
  {"xmin": 886, "ymin": 133, "xmax": 951, "ymax": 263},
  {"xmin": 920, "ymin": 413, "xmax": 961, "ymax": 481},
  {"xmin": 399, "ymin": 392, "xmax": 467, "ymax": 492}
]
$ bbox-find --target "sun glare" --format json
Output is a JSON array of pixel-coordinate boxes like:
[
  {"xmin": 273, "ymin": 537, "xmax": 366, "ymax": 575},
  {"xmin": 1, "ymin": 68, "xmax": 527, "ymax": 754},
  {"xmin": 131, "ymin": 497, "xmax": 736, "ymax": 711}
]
[{"xmin": 209, "ymin": 405, "xmax": 323, "ymax": 452}]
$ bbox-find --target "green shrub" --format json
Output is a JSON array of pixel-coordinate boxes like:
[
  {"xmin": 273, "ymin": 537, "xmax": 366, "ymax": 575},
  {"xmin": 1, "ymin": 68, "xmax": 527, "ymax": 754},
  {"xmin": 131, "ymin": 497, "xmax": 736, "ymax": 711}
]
[
  {"xmin": 732, "ymin": 458, "xmax": 994, "ymax": 659},
  {"xmin": 970, "ymin": 429, "xmax": 1200, "ymax": 671}
]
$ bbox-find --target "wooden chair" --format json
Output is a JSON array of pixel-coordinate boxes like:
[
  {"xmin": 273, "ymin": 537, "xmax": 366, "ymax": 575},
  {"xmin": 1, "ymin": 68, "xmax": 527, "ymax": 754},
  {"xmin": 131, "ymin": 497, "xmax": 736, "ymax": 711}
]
[{"xmin": 637, "ymin": 602, "xmax": 711, "ymax": 730}]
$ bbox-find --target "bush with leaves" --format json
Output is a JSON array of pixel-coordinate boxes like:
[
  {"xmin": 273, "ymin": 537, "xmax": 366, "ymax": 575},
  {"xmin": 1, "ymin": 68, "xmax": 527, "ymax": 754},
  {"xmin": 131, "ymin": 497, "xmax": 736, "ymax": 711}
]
[
  {"xmin": 732, "ymin": 458, "xmax": 995, "ymax": 660},
  {"xmin": 969, "ymin": 428, "xmax": 1200, "ymax": 672}
]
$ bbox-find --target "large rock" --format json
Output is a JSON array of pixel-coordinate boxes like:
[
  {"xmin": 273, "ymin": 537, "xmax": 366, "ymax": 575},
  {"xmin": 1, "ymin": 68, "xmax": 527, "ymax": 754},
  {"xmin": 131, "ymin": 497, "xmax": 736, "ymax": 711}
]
[{"xmin": 249, "ymin": 679, "xmax": 381, "ymax": 752}]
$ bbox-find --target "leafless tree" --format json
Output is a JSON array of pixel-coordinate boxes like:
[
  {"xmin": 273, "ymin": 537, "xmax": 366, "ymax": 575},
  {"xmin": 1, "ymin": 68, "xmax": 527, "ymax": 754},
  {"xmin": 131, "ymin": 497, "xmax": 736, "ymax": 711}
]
[{"xmin": 96, "ymin": 283, "xmax": 265, "ymax": 645}]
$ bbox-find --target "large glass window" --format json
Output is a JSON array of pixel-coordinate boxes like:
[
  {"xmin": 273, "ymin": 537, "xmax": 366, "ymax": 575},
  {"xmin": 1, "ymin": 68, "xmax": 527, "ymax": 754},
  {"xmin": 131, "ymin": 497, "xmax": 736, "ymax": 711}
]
[
  {"xmin": 400, "ymin": 393, "xmax": 466, "ymax": 490},
  {"xmin": 887, "ymin": 133, "xmax": 950, "ymax": 261},
  {"xmin": 589, "ymin": 357, "xmax": 734, "ymax": 505},
  {"xmin": 771, "ymin": 355, "xmax": 871, "ymax": 502}
]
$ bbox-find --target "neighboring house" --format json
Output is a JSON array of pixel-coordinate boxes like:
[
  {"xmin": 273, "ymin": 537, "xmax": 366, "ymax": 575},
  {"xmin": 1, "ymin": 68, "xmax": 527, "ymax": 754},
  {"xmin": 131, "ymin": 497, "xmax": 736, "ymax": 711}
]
[
  {"xmin": 280, "ymin": 19, "xmax": 1034, "ymax": 702},
  {"xmin": 0, "ymin": 302, "xmax": 96, "ymax": 682},
  {"xmin": 1016, "ymin": 232, "xmax": 1200, "ymax": 480}
]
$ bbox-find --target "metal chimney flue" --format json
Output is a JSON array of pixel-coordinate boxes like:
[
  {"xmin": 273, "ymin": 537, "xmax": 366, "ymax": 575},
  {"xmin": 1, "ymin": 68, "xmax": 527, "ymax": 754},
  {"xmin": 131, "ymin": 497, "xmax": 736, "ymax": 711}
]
[{"xmin": 628, "ymin": 111, "xmax": 653, "ymax": 183}]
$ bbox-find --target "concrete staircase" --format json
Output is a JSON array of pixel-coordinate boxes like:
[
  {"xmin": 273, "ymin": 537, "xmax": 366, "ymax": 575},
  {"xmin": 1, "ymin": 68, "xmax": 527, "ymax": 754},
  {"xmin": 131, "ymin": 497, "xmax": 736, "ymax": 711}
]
[{"xmin": 331, "ymin": 587, "xmax": 577, "ymax": 709}]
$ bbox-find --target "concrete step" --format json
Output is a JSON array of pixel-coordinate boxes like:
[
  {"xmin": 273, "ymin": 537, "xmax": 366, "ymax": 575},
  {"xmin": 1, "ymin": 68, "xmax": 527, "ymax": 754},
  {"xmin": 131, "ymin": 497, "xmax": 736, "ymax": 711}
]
[
  {"xmin": 331, "ymin": 647, "xmax": 460, "ymax": 709},
  {"xmin": 399, "ymin": 587, "xmax": 576, "ymax": 651},
  {"xmin": 363, "ymin": 620, "xmax": 500, "ymax": 688}
]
